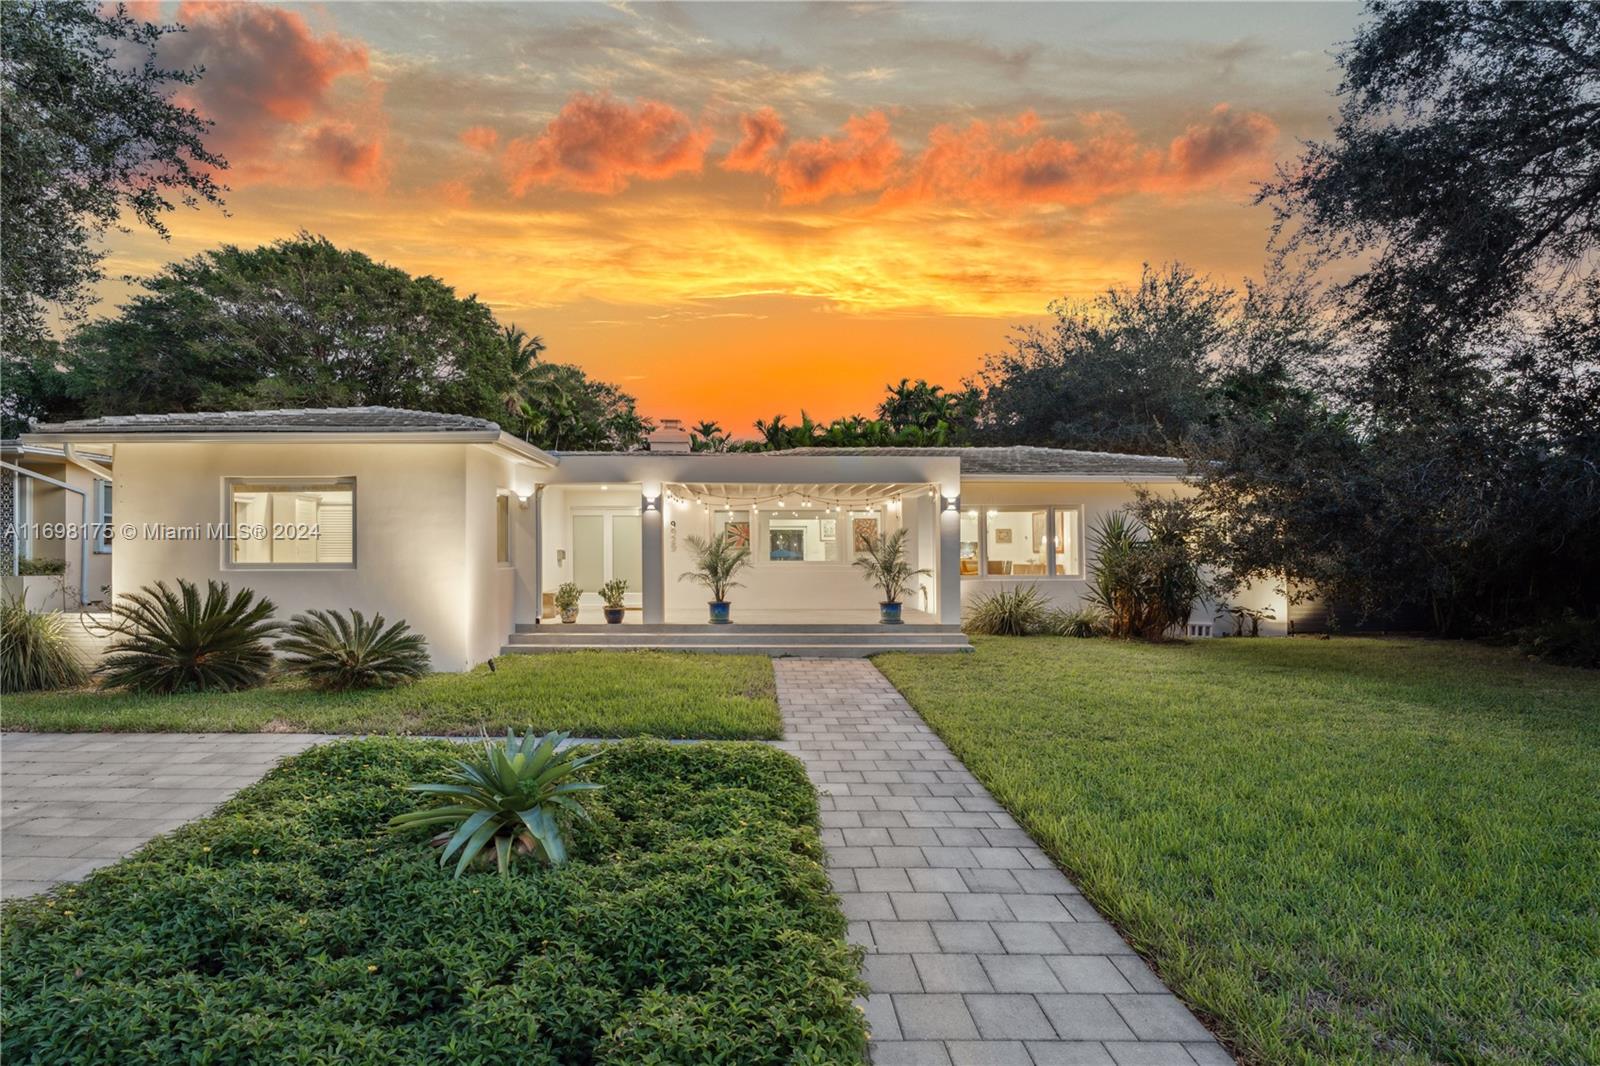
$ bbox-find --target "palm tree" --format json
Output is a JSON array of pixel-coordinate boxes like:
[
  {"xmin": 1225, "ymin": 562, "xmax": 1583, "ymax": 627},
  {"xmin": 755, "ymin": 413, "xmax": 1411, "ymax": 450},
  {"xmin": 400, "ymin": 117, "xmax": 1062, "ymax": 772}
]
[
  {"xmin": 691, "ymin": 419, "xmax": 727, "ymax": 452},
  {"xmin": 496, "ymin": 324, "xmax": 546, "ymax": 433},
  {"xmin": 754, "ymin": 414, "xmax": 790, "ymax": 450}
]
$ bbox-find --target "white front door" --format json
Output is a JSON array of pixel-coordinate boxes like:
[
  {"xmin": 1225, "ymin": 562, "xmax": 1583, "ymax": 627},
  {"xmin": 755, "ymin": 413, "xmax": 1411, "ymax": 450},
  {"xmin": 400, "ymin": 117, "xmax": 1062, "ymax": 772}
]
[{"xmin": 570, "ymin": 510, "xmax": 643, "ymax": 605}]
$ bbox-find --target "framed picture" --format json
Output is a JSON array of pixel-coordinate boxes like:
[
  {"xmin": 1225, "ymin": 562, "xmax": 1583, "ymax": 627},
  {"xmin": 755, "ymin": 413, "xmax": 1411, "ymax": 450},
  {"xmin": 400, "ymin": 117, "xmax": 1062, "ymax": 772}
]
[
  {"xmin": 769, "ymin": 529, "xmax": 804, "ymax": 561},
  {"xmin": 994, "ymin": 527, "xmax": 1013, "ymax": 544},
  {"xmin": 725, "ymin": 520, "xmax": 750, "ymax": 548},
  {"xmin": 852, "ymin": 516, "xmax": 879, "ymax": 552},
  {"xmin": 820, "ymin": 518, "xmax": 837, "ymax": 541}
]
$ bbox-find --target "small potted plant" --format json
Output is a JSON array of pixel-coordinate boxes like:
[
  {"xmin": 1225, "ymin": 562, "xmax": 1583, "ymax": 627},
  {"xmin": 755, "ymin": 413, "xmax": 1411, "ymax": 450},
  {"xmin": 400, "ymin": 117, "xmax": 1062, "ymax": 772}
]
[
  {"xmin": 554, "ymin": 582, "xmax": 581, "ymax": 624},
  {"xmin": 679, "ymin": 531, "xmax": 752, "ymax": 624},
  {"xmin": 854, "ymin": 529, "xmax": 931, "ymax": 624},
  {"xmin": 599, "ymin": 578, "xmax": 628, "ymax": 624}
]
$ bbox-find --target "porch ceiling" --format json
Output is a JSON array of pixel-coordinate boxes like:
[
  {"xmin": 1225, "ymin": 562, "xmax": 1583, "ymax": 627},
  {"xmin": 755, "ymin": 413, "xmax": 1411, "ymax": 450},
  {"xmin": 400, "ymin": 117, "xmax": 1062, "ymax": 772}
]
[{"xmin": 667, "ymin": 481, "xmax": 934, "ymax": 508}]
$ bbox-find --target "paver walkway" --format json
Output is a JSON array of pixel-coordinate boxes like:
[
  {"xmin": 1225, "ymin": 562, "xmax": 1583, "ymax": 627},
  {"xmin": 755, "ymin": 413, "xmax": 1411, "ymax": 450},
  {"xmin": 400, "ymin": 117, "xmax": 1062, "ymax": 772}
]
[
  {"xmin": 1, "ymin": 732, "xmax": 332, "ymax": 899},
  {"xmin": 772, "ymin": 659, "xmax": 1232, "ymax": 1066}
]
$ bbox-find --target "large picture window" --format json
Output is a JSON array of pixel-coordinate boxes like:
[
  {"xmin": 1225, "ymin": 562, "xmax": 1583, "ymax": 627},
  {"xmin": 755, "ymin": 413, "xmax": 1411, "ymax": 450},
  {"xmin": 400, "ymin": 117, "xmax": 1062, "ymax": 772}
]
[
  {"xmin": 960, "ymin": 504, "xmax": 1083, "ymax": 579},
  {"xmin": 762, "ymin": 510, "xmax": 841, "ymax": 563},
  {"xmin": 226, "ymin": 478, "xmax": 354, "ymax": 567}
]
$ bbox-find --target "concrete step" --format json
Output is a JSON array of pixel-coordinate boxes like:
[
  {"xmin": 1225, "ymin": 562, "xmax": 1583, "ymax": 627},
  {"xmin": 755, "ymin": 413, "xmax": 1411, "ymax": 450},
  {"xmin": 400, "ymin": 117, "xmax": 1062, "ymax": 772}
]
[
  {"xmin": 514, "ymin": 622, "xmax": 959, "ymax": 634},
  {"xmin": 499, "ymin": 641, "xmax": 972, "ymax": 658}
]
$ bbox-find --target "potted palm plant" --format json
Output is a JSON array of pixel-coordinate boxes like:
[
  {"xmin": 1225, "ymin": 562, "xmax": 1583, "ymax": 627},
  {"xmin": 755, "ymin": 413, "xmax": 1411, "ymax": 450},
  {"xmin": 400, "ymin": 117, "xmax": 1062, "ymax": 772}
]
[
  {"xmin": 599, "ymin": 579, "xmax": 628, "ymax": 624},
  {"xmin": 554, "ymin": 582, "xmax": 581, "ymax": 624},
  {"xmin": 679, "ymin": 531, "xmax": 752, "ymax": 624},
  {"xmin": 854, "ymin": 529, "xmax": 931, "ymax": 624}
]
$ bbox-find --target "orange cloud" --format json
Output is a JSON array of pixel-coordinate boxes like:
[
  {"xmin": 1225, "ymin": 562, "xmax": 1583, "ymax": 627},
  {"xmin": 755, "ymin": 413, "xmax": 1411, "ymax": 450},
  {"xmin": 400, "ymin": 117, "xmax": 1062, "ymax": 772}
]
[
  {"xmin": 722, "ymin": 107, "xmax": 786, "ymax": 173},
  {"xmin": 885, "ymin": 105, "xmax": 1277, "ymax": 208},
  {"xmin": 502, "ymin": 92, "xmax": 711, "ymax": 195},
  {"xmin": 1162, "ymin": 104, "xmax": 1278, "ymax": 180},
  {"xmin": 460, "ymin": 125, "xmax": 500, "ymax": 153},
  {"xmin": 774, "ymin": 110, "xmax": 902, "ymax": 204},
  {"xmin": 162, "ymin": 1, "xmax": 380, "ymax": 187}
]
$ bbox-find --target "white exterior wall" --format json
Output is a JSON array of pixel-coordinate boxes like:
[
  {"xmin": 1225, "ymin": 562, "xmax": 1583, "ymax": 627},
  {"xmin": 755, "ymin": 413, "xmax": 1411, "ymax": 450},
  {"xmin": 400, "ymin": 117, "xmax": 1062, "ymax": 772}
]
[
  {"xmin": 10, "ymin": 456, "xmax": 113, "ymax": 606},
  {"xmin": 107, "ymin": 440, "xmax": 539, "ymax": 671},
  {"xmin": 957, "ymin": 478, "xmax": 1290, "ymax": 635}
]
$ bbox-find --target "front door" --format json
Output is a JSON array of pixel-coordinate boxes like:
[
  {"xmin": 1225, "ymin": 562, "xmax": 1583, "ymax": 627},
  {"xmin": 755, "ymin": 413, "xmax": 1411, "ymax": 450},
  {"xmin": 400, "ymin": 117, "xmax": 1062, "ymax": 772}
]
[{"xmin": 571, "ymin": 510, "xmax": 643, "ymax": 606}]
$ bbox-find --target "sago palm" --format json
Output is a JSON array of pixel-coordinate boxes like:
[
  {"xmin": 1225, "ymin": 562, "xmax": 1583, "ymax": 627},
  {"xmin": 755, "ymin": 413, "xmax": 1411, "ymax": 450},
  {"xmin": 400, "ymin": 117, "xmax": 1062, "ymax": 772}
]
[
  {"xmin": 277, "ymin": 608, "xmax": 429, "ymax": 690},
  {"xmin": 99, "ymin": 580, "xmax": 279, "ymax": 694},
  {"xmin": 389, "ymin": 729, "xmax": 602, "ymax": 877}
]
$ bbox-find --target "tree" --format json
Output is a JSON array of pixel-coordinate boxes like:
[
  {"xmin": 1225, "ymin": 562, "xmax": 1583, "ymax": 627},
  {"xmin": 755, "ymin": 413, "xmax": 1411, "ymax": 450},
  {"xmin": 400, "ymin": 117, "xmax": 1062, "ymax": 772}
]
[
  {"xmin": 1, "ymin": 0, "xmax": 225, "ymax": 351},
  {"xmin": 494, "ymin": 324, "xmax": 547, "ymax": 424},
  {"xmin": 1261, "ymin": 1, "xmax": 1600, "ymax": 410},
  {"xmin": 690, "ymin": 420, "xmax": 729, "ymax": 452},
  {"xmin": 978, "ymin": 263, "xmax": 1237, "ymax": 454},
  {"xmin": 28, "ymin": 235, "xmax": 518, "ymax": 420},
  {"xmin": 878, "ymin": 378, "xmax": 982, "ymax": 441},
  {"xmin": 510, "ymin": 361, "xmax": 651, "ymax": 452}
]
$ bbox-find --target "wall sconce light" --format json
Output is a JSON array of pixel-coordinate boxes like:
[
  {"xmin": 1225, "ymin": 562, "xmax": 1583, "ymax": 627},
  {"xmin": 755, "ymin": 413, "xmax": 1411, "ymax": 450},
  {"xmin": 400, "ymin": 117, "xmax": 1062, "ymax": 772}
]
[
  {"xmin": 943, "ymin": 494, "xmax": 961, "ymax": 513},
  {"xmin": 642, "ymin": 493, "xmax": 660, "ymax": 513}
]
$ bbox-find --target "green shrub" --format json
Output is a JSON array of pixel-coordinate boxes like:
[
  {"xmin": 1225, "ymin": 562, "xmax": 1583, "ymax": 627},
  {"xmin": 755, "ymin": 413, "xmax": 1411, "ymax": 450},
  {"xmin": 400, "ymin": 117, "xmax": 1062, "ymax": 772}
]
[
  {"xmin": 1512, "ymin": 612, "xmax": 1600, "ymax": 668},
  {"xmin": 277, "ymin": 608, "xmax": 429, "ymax": 690},
  {"xmin": 16, "ymin": 557, "xmax": 66, "ymax": 577},
  {"xmin": 389, "ymin": 729, "xmax": 601, "ymax": 876},
  {"xmin": 1087, "ymin": 507, "xmax": 1206, "ymax": 640},
  {"xmin": 553, "ymin": 581, "xmax": 582, "ymax": 614},
  {"xmin": 0, "ymin": 598, "xmax": 87, "ymax": 692},
  {"xmin": 963, "ymin": 583, "xmax": 1052, "ymax": 635},
  {"xmin": 1044, "ymin": 605, "xmax": 1107, "ymax": 637},
  {"xmin": 98, "ymin": 579, "xmax": 279, "ymax": 694},
  {"xmin": 598, "ymin": 578, "xmax": 629, "ymax": 609},
  {"xmin": 0, "ymin": 739, "xmax": 867, "ymax": 1065}
]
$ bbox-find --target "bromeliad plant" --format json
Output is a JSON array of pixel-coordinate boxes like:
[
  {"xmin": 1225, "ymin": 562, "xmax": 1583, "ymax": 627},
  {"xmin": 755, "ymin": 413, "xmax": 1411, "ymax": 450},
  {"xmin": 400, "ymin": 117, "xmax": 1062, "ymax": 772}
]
[
  {"xmin": 277, "ymin": 608, "xmax": 429, "ymax": 690},
  {"xmin": 388, "ymin": 728, "xmax": 602, "ymax": 878}
]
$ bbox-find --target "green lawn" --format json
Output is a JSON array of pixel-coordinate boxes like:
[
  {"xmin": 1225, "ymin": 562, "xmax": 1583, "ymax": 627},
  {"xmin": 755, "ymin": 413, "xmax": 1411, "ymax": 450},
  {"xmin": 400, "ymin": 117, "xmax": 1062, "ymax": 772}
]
[
  {"xmin": 875, "ymin": 637, "xmax": 1600, "ymax": 1066},
  {"xmin": 1, "ymin": 739, "xmax": 866, "ymax": 1064},
  {"xmin": 0, "ymin": 652, "xmax": 780, "ymax": 739}
]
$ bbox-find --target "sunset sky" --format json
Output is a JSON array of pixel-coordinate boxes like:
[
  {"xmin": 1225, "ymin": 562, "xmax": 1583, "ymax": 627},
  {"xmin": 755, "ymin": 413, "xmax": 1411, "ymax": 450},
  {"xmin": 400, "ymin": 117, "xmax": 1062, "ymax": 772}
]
[{"xmin": 101, "ymin": 1, "xmax": 1360, "ymax": 432}]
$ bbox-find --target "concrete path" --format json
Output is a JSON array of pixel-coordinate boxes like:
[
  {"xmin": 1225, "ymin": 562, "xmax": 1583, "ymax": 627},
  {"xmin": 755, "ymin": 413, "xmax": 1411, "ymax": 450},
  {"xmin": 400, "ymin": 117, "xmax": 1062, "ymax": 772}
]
[
  {"xmin": 772, "ymin": 659, "xmax": 1232, "ymax": 1066},
  {"xmin": 1, "ymin": 732, "xmax": 332, "ymax": 899}
]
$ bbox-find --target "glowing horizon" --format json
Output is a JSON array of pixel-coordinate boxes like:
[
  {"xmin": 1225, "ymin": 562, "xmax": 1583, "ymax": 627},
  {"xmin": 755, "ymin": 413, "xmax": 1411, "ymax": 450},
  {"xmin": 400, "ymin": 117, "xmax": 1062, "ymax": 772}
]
[{"xmin": 92, "ymin": 1, "xmax": 1358, "ymax": 433}]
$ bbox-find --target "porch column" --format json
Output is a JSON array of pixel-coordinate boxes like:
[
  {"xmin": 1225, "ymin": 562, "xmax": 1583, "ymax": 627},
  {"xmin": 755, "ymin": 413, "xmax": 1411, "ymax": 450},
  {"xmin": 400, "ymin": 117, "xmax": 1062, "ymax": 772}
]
[
  {"xmin": 641, "ymin": 490, "xmax": 664, "ymax": 623},
  {"xmin": 938, "ymin": 499, "xmax": 962, "ymax": 625},
  {"xmin": 531, "ymin": 485, "xmax": 544, "ymax": 623}
]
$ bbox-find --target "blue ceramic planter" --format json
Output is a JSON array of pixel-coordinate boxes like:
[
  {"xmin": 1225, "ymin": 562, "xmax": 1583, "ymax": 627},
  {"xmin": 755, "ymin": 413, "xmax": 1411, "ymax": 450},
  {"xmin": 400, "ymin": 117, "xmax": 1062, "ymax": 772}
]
[
  {"xmin": 603, "ymin": 607, "xmax": 625, "ymax": 624},
  {"xmin": 879, "ymin": 601, "xmax": 903, "ymax": 624},
  {"xmin": 708, "ymin": 601, "xmax": 732, "ymax": 624}
]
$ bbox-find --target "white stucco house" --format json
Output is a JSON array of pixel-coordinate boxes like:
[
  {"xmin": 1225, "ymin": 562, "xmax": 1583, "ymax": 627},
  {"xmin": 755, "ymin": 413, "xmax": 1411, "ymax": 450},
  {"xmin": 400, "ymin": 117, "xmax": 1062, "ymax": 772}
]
[{"xmin": 20, "ymin": 407, "xmax": 1296, "ymax": 668}]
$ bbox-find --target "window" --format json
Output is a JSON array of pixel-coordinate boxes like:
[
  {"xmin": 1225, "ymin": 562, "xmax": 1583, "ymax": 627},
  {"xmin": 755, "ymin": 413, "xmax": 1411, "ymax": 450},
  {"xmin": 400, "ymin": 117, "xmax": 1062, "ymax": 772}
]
[
  {"xmin": 226, "ymin": 478, "xmax": 354, "ymax": 567},
  {"xmin": 496, "ymin": 494, "xmax": 511, "ymax": 564},
  {"xmin": 1053, "ymin": 506, "xmax": 1083, "ymax": 576},
  {"xmin": 761, "ymin": 510, "xmax": 842, "ymax": 563},
  {"xmin": 985, "ymin": 509, "xmax": 1047, "ymax": 576},
  {"xmin": 93, "ymin": 479, "xmax": 112, "ymax": 553},
  {"xmin": 961, "ymin": 505, "xmax": 1084, "ymax": 579}
]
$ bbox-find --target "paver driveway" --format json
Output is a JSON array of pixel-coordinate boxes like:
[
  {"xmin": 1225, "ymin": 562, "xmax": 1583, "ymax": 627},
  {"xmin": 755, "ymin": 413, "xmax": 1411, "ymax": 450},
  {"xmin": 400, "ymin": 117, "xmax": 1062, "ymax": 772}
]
[
  {"xmin": 1, "ymin": 732, "xmax": 333, "ymax": 899},
  {"xmin": 772, "ymin": 659, "xmax": 1233, "ymax": 1066}
]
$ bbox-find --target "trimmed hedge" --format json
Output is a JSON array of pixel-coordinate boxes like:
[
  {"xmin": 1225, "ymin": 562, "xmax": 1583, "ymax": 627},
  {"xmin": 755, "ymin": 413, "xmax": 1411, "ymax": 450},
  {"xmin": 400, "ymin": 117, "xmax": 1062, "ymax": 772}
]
[{"xmin": 1, "ymin": 739, "xmax": 867, "ymax": 1065}]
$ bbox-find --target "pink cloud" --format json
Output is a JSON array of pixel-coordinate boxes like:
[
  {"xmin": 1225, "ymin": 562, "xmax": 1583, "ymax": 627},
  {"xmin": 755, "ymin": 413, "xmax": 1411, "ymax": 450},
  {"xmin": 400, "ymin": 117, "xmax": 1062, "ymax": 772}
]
[
  {"xmin": 722, "ymin": 107, "xmax": 786, "ymax": 173},
  {"xmin": 502, "ymin": 92, "xmax": 711, "ymax": 195},
  {"xmin": 162, "ymin": 1, "xmax": 382, "ymax": 188},
  {"xmin": 884, "ymin": 105, "xmax": 1277, "ymax": 208},
  {"xmin": 459, "ymin": 126, "xmax": 500, "ymax": 153},
  {"xmin": 774, "ymin": 110, "xmax": 902, "ymax": 204}
]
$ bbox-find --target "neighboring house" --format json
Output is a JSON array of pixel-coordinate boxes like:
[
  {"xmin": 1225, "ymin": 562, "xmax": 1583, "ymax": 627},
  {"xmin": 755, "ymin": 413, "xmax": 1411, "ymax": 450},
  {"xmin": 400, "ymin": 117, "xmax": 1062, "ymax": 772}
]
[
  {"xmin": 2, "ymin": 438, "xmax": 115, "ymax": 610},
  {"xmin": 21, "ymin": 407, "xmax": 1294, "ymax": 670}
]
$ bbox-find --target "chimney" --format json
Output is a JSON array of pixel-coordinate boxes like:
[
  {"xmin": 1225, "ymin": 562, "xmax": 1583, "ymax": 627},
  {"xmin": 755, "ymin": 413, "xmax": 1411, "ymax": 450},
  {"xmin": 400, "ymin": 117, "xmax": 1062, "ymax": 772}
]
[{"xmin": 648, "ymin": 417, "xmax": 692, "ymax": 453}]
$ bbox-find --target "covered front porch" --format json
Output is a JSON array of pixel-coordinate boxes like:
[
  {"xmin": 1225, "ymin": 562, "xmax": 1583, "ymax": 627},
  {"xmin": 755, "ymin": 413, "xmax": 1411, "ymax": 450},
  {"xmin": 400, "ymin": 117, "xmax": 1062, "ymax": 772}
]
[{"xmin": 512, "ymin": 450, "xmax": 967, "ymax": 651}]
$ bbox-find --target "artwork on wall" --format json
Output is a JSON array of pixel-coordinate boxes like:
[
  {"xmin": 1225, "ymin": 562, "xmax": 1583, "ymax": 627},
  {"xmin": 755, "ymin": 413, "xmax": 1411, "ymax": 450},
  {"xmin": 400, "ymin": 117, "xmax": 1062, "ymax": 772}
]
[
  {"xmin": 725, "ymin": 521, "xmax": 750, "ymax": 548},
  {"xmin": 820, "ymin": 518, "xmax": 837, "ymax": 541},
  {"xmin": 1032, "ymin": 511, "xmax": 1046, "ymax": 548},
  {"xmin": 769, "ymin": 529, "xmax": 804, "ymax": 561},
  {"xmin": 994, "ymin": 527, "xmax": 1013, "ymax": 544},
  {"xmin": 852, "ymin": 516, "xmax": 879, "ymax": 552}
]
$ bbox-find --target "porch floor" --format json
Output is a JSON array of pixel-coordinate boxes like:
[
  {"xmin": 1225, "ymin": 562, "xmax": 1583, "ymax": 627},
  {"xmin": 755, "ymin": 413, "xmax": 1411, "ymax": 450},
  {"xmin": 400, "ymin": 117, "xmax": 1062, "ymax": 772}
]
[{"xmin": 552, "ymin": 606, "xmax": 942, "ymax": 626}]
